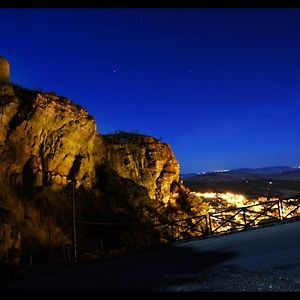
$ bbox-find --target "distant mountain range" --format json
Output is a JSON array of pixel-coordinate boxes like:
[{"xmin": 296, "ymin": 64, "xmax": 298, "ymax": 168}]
[
  {"xmin": 181, "ymin": 166, "xmax": 300, "ymax": 179},
  {"xmin": 227, "ymin": 166, "xmax": 299, "ymax": 176},
  {"xmin": 181, "ymin": 166, "xmax": 300, "ymax": 199}
]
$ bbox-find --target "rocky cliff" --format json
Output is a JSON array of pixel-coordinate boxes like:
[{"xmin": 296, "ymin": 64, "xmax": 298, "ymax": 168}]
[{"xmin": 0, "ymin": 83, "xmax": 205, "ymax": 259}]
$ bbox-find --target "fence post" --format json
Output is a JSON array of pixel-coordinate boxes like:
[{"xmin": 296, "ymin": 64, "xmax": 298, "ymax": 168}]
[
  {"xmin": 100, "ymin": 238, "xmax": 105, "ymax": 258},
  {"xmin": 172, "ymin": 223, "xmax": 176, "ymax": 241},
  {"xmin": 48, "ymin": 199, "xmax": 52, "ymax": 259},
  {"xmin": 67, "ymin": 246, "xmax": 71, "ymax": 263},
  {"xmin": 278, "ymin": 199, "xmax": 283, "ymax": 221},
  {"xmin": 208, "ymin": 213, "xmax": 213, "ymax": 234},
  {"xmin": 204, "ymin": 215, "xmax": 209, "ymax": 236},
  {"xmin": 243, "ymin": 208, "xmax": 247, "ymax": 230},
  {"xmin": 134, "ymin": 227, "xmax": 140, "ymax": 252},
  {"xmin": 62, "ymin": 245, "xmax": 67, "ymax": 264},
  {"xmin": 29, "ymin": 255, "xmax": 33, "ymax": 271}
]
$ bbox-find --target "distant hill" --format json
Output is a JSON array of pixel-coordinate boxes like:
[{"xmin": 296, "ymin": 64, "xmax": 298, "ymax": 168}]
[
  {"xmin": 182, "ymin": 166, "xmax": 300, "ymax": 199},
  {"xmin": 228, "ymin": 166, "xmax": 296, "ymax": 176},
  {"xmin": 180, "ymin": 173, "xmax": 200, "ymax": 180}
]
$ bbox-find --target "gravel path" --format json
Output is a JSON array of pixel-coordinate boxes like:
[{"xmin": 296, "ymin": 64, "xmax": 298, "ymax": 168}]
[
  {"xmin": 160, "ymin": 266, "xmax": 300, "ymax": 292},
  {"xmin": 161, "ymin": 220, "xmax": 300, "ymax": 292}
]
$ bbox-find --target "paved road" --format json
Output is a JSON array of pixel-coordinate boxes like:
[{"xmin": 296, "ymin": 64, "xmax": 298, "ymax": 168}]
[
  {"xmin": 2, "ymin": 220, "xmax": 300, "ymax": 291},
  {"xmin": 178, "ymin": 220, "xmax": 300, "ymax": 271}
]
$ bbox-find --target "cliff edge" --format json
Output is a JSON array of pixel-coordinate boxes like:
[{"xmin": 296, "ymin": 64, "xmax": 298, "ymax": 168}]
[{"xmin": 0, "ymin": 83, "xmax": 205, "ymax": 258}]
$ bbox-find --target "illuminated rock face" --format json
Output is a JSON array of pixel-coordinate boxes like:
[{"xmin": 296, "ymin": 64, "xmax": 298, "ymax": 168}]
[
  {"xmin": 0, "ymin": 83, "xmax": 187, "ymax": 256},
  {"xmin": 0, "ymin": 84, "xmax": 98, "ymax": 256},
  {"xmin": 103, "ymin": 133, "xmax": 179, "ymax": 204},
  {"xmin": 0, "ymin": 84, "xmax": 97, "ymax": 190},
  {"xmin": 0, "ymin": 84, "xmax": 180, "ymax": 201},
  {"xmin": 0, "ymin": 57, "xmax": 10, "ymax": 82}
]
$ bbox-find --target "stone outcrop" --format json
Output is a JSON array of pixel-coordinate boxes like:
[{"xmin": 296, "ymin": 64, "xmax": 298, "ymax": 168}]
[
  {"xmin": 103, "ymin": 133, "xmax": 179, "ymax": 205},
  {"xmin": 0, "ymin": 84, "xmax": 97, "ymax": 190},
  {"xmin": 0, "ymin": 83, "xmax": 204, "ymax": 259}
]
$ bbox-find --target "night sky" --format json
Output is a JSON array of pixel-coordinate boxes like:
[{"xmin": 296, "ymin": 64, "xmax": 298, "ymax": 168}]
[{"xmin": 0, "ymin": 8, "xmax": 300, "ymax": 173}]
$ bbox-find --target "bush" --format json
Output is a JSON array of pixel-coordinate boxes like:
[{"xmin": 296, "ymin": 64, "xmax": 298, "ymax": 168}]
[{"xmin": 104, "ymin": 130, "xmax": 145, "ymax": 145}]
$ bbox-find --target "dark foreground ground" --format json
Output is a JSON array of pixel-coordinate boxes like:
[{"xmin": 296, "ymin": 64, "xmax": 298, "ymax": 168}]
[{"xmin": 2, "ymin": 220, "xmax": 300, "ymax": 292}]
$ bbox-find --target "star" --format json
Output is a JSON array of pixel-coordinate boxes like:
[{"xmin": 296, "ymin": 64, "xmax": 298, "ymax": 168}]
[
  {"xmin": 188, "ymin": 70, "xmax": 192, "ymax": 73},
  {"xmin": 139, "ymin": 16, "xmax": 144, "ymax": 20},
  {"xmin": 113, "ymin": 69, "xmax": 116, "ymax": 73}
]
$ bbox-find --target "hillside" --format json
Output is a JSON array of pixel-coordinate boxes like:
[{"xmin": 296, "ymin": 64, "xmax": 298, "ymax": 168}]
[
  {"xmin": 0, "ymin": 82, "xmax": 207, "ymax": 259},
  {"xmin": 183, "ymin": 167, "xmax": 300, "ymax": 199}
]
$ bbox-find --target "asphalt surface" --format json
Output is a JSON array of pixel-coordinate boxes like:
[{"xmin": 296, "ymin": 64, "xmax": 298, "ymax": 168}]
[{"xmin": 2, "ymin": 220, "xmax": 300, "ymax": 292}]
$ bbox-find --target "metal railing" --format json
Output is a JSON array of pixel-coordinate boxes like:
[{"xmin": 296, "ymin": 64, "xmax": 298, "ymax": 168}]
[
  {"xmin": 208, "ymin": 198, "xmax": 300, "ymax": 235},
  {"xmin": 75, "ymin": 198, "xmax": 300, "ymax": 258},
  {"xmin": 1, "ymin": 198, "xmax": 300, "ymax": 274}
]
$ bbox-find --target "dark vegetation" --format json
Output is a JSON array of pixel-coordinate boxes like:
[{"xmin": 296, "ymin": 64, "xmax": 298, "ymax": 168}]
[{"xmin": 103, "ymin": 130, "xmax": 163, "ymax": 145}]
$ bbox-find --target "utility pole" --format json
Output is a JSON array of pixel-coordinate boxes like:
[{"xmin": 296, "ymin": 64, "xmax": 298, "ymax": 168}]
[{"xmin": 71, "ymin": 181, "xmax": 77, "ymax": 262}]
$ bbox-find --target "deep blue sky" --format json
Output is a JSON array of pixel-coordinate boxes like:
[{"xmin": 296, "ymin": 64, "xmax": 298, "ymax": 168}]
[{"xmin": 0, "ymin": 8, "xmax": 300, "ymax": 173}]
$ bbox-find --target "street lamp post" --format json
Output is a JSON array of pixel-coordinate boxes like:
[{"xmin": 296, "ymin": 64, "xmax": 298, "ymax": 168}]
[
  {"xmin": 71, "ymin": 180, "xmax": 77, "ymax": 262},
  {"xmin": 268, "ymin": 181, "xmax": 273, "ymax": 200}
]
